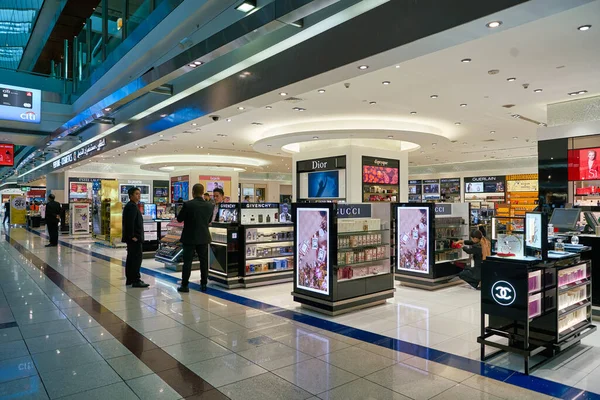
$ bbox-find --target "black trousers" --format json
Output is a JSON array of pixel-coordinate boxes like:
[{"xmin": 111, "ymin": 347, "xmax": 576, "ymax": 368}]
[
  {"xmin": 47, "ymin": 222, "xmax": 59, "ymax": 245},
  {"xmin": 181, "ymin": 243, "xmax": 208, "ymax": 286},
  {"xmin": 459, "ymin": 266, "xmax": 481, "ymax": 288},
  {"xmin": 125, "ymin": 241, "xmax": 143, "ymax": 283},
  {"xmin": 3, "ymin": 213, "xmax": 8, "ymax": 224}
]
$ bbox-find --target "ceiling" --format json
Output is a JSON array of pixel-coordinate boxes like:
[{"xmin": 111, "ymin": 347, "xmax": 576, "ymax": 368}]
[
  {"xmin": 71, "ymin": 1, "xmax": 600, "ymax": 175},
  {"xmin": 0, "ymin": 0, "xmax": 44, "ymax": 70}
]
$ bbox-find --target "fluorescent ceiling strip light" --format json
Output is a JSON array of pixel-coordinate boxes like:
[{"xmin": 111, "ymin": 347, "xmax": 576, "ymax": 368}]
[{"xmin": 19, "ymin": 0, "xmax": 388, "ymax": 178}]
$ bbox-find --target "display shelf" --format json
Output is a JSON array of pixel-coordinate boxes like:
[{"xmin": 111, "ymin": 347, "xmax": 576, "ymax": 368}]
[
  {"xmin": 479, "ymin": 255, "xmax": 595, "ymax": 375},
  {"xmin": 336, "ymin": 257, "xmax": 390, "ymax": 268},
  {"xmin": 246, "ymin": 254, "xmax": 294, "ymax": 261},
  {"xmin": 558, "ymin": 279, "xmax": 590, "ymax": 293},
  {"xmin": 338, "ymin": 229, "xmax": 389, "ymax": 236},
  {"xmin": 338, "ymin": 243, "xmax": 389, "ymax": 251},
  {"xmin": 246, "ymin": 267, "xmax": 294, "ymax": 276},
  {"xmin": 338, "ymin": 271, "xmax": 390, "ymax": 282},
  {"xmin": 246, "ymin": 239, "xmax": 293, "ymax": 245}
]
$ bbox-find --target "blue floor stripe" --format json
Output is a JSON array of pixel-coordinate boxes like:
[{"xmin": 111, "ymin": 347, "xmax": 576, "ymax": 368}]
[{"xmin": 15, "ymin": 227, "xmax": 600, "ymax": 400}]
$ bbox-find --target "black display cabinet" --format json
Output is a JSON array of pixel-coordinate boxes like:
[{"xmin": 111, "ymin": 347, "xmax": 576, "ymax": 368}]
[
  {"xmin": 291, "ymin": 203, "xmax": 394, "ymax": 316},
  {"xmin": 393, "ymin": 203, "xmax": 466, "ymax": 289},
  {"xmin": 478, "ymin": 255, "xmax": 596, "ymax": 374},
  {"xmin": 208, "ymin": 223, "xmax": 242, "ymax": 288}
]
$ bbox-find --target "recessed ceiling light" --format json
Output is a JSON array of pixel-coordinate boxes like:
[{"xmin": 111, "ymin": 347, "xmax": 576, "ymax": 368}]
[
  {"xmin": 104, "ymin": 107, "xmax": 111, "ymax": 111},
  {"xmin": 188, "ymin": 64, "xmax": 196, "ymax": 68},
  {"xmin": 191, "ymin": 123, "xmax": 197, "ymax": 126},
  {"xmin": 265, "ymin": 106, "xmax": 272, "ymax": 109},
  {"xmin": 238, "ymin": 106, "xmax": 245, "ymax": 110},
  {"xmin": 217, "ymin": 134, "xmax": 227, "ymax": 137},
  {"xmin": 318, "ymin": 89, "xmax": 326, "ymax": 94},
  {"xmin": 226, "ymin": 118, "xmax": 231, "ymax": 122},
  {"xmin": 395, "ymin": 65, "xmax": 400, "ymax": 69},
  {"xmin": 578, "ymin": 25, "xmax": 591, "ymax": 31},
  {"xmin": 293, "ymin": 107, "xmax": 306, "ymax": 111},
  {"xmin": 461, "ymin": 58, "xmax": 471, "ymax": 63},
  {"xmin": 578, "ymin": 90, "xmax": 588, "ymax": 95},
  {"xmin": 235, "ymin": 0, "xmax": 256, "ymax": 12},
  {"xmin": 507, "ymin": 77, "xmax": 516, "ymax": 82},
  {"xmin": 430, "ymin": 95, "xmax": 438, "ymax": 99},
  {"xmin": 490, "ymin": 131, "xmax": 496, "ymax": 134},
  {"xmin": 513, "ymin": 136, "xmax": 518, "ymax": 139},
  {"xmin": 369, "ymin": 101, "xmax": 376, "ymax": 105},
  {"xmin": 410, "ymin": 111, "xmax": 417, "ymax": 115},
  {"xmin": 313, "ymin": 136, "xmax": 319, "ymax": 140},
  {"xmin": 455, "ymin": 122, "xmax": 461, "ymax": 125},
  {"xmin": 486, "ymin": 21, "xmax": 502, "ymax": 28},
  {"xmin": 533, "ymin": 89, "xmax": 543, "ymax": 93},
  {"xmin": 194, "ymin": 61, "xmax": 203, "ymax": 65},
  {"xmin": 159, "ymin": 134, "xmax": 164, "ymax": 137},
  {"xmin": 358, "ymin": 65, "xmax": 369, "ymax": 70},
  {"xmin": 460, "ymin": 103, "xmax": 467, "ymax": 107},
  {"xmin": 160, "ymin": 114, "xmax": 168, "ymax": 117},
  {"xmin": 382, "ymin": 81, "xmax": 391, "ymax": 85},
  {"xmin": 279, "ymin": 92, "xmax": 287, "ymax": 96},
  {"xmin": 387, "ymin": 135, "xmax": 393, "ymax": 139},
  {"xmin": 267, "ymin": 145, "xmax": 272, "ymax": 147}
]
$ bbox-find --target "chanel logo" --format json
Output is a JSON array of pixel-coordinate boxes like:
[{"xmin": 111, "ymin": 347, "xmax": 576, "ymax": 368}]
[{"xmin": 491, "ymin": 280, "xmax": 516, "ymax": 306}]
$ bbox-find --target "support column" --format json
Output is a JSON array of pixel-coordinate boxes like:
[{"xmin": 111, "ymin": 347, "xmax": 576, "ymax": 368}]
[{"xmin": 46, "ymin": 172, "xmax": 66, "ymax": 203}]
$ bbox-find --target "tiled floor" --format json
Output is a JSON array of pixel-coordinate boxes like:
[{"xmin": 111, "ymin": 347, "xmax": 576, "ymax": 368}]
[{"xmin": 0, "ymin": 226, "xmax": 596, "ymax": 399}]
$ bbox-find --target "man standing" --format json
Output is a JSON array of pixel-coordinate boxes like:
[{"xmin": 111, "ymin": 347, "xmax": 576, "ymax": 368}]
[
  {"xmin": 122, "ymin": 187, "xmax": 149, "ymax": 288},
  {"xmin": 3, "ymin": 201, "xmax": 9, "ymax": 224},
  {"xmin": 211, "ymin": 188, "xmax": 224, "ymax": 222},
  {"xmin": 45, "ymin": 194, "xmax": 61, "ymax": 247},
  {"xmin": 177, "ymin": 184, "xmax": 213, "ymax": 292}
]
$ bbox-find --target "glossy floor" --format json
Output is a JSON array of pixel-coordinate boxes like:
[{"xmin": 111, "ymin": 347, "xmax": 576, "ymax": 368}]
[{"xmin": 0, "ymin": 227, "xmax": 594, "ymax": 399}]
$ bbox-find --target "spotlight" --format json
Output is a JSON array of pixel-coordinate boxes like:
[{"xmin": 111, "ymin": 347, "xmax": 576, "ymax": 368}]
[
  {"xmin": 486, "ymin": 21, "xmax": 502, "ymax": 28},
  {"xmin": 235, "ymin": 0, "xmax": 256, "ymax": 12}
]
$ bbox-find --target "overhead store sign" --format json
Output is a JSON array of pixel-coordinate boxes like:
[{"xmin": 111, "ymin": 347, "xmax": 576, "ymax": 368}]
[
  {"xmin": 0, "ymin": 84, "xmax": 41, "ymax": 124},
  {"xmin": 52, "ymin": 138, "xmax": 106, "ymax": 169}
]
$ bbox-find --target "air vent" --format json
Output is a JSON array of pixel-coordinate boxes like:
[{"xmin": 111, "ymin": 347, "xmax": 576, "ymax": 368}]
[
  {"xmin": 251, "ymin": 122, "xmax": 263, "ymax": 126},
  {"xmin": 502, "ymin": 104, "xmax": 515, "ymax": 108},
  {"xmin": 483, "ymin": 139, "xmax": 496, "ymax": 142},
  {"xmin": 283, "ymin": 97, "xmax": 303, "ymax": 103}
]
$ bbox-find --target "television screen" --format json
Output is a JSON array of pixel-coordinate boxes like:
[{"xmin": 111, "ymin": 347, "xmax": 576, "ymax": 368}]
[
  {"xmin": 154, "ymin": 188, "xmax": 168, "ymax": 197},
  {"xmin": 144, "ymin": 204, "xmax": 157, "ymax": 219},
  {"xmin": 423, "ymin": 184, "xmax": 439, "ymax": 194},
  {"xmin": 70, "ymin": 183, "xmax": 89, "ymax": 199},
  {"xmin": 362, "ymin": 165, "xmax": 399, "ymax": 185},
  {"xmin": 0, "ymin": 143, "xmax": 14, "ymax": 166},
  {"xmin": 308, "ymin": 171, "xmax": 339, "ymax": 198},
  {"xmin": 172, "ymin": 181, "xmax": 189, "ymax": 201},
  {"xmin": 279, "ymin": 203, "xmax": 292, "ymax": 223},
  {"xmin": 296, "ymin": 208, "xmax": 329, "ymax": 295},
  {"xmin": 397, "ymin": 206, "xmax": 430, "ymax": 274},
  {"xmin": 218, "ymin": 204, "xmax": 239, "ymax": 223},
  {"xmin": 465, "ymin": 182, "xmax": 483, "ymax": 193},
  {"xmin": 484, "ymin": 182, "xmax": 504, "ymax": 193},
  {"xmin": 568, "ymin": 148, "xmax": 600, "ymax": 181}
]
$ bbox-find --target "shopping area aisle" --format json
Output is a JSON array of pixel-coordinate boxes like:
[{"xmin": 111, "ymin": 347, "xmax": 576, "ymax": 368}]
[{"xmin": 0, "ymin": 228, "xmax": 594, "ymax": 400}]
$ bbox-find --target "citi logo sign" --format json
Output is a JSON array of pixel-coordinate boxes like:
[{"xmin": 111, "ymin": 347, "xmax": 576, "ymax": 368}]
[
  {"xmin": 20, "ymin": 111, "xmax": 36, "ymax": 121},
  {"xmin": 491, "ymin": 281, "xmax": 516, "ymax": 306}
]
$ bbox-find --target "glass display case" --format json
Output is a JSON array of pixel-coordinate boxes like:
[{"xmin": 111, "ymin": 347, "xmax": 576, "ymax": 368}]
[
  {"xmin": 292, "ymin": 203, "xmax": 394, "ymax": 315},
  {"xmin": 394, "ymin": 203, "xmax": 469, "ymax": 289},
  {"xmin": 155, "ymin": 219, "xmax": 197, "ymax": 271}
]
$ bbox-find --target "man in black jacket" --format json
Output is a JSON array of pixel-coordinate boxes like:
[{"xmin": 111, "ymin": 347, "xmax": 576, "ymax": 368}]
[
  {"xmin": 45, "ymin": 194, "xmax": 62, "ymax": 247},
  {"xmin": 122, "ymin": 187, "xmax": 149, "ymax": 288},
  {"xmin": 177, "ymin": 183, "xmax": 214, "ymax": 292}
]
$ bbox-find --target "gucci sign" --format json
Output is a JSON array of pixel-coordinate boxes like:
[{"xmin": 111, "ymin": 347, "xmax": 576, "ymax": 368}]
[{"xmin": 491, "ymin": 280, "xmax": 516, "ymax": 306}]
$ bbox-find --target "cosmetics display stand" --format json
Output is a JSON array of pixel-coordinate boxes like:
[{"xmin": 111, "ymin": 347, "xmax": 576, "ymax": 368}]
[
  {"xmin": 292, "ymin": 203, "xmax": 394, "ymax": 315},
  {"xmin": 394, "ymin": 203, "xmax": 469, "ymax": 290},
  {"xmin": 478, "ymin": 254, "xmax": 595, "ymax": 374},
  {"xmin": 155, "ymin": 219, "xmax": 199, "ymax": 272}
]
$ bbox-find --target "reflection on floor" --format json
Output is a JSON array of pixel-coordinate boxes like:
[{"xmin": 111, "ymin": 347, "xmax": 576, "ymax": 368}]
[{"xmin": 0, "ymin": 226, "xmax": 596, "ymax": 399}]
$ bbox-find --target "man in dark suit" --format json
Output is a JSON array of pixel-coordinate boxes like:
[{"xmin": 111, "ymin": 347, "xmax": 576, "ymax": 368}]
[
  {"xmin": 45, "ymin": 194, "xmax": 62, "ymax": 247},
  {"xmin": 177, "ymin": 183, "xmax": 214, "ymax": 292},
  {"xmin": 122, "ymin": 187, "xmax": 149, "ymax": 288}
]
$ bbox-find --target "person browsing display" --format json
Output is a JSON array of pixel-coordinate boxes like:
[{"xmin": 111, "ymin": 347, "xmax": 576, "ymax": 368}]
[{"xmin": 177, "ymin": 184, "xmax": 214, "ymax": 292}]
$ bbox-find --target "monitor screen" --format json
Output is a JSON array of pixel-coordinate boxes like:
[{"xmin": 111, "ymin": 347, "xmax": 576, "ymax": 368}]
[
  {"xmin": 568, "ymin": 147, "xmax": 600, "ymax": 181},
  {"xmin": 525, "ymin": 213, "xmax": 542, "ymax": 250},
  {"xmin": 549, "ymin": 208, "xmax": 581, "ymax": 230},
  {"xmin": 0, "ymin": 143, "xmax": 14, "ymax": 166},
  {"xmin": 299, "ymin": 170, "xmax": 346, "ymax": 200},
  {"xmin": 0, "ymin": 84, "xmax": 42, "ymax": 124},
  {"xmin": 362, "ymin": 165, "xmax": 399, "ymax": 185}
]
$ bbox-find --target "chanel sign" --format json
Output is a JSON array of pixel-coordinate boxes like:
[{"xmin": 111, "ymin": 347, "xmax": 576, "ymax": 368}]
[{"xmin": 491, "ymin": 280, "xmax": 516, "ymax": 306}]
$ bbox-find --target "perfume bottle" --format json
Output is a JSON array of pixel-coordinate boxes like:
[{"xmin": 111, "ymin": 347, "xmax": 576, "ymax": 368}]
[
  {"xmin": 266, "ymin": 214, "xmax": 271, "ymax": 223},
  {"xmin": 258, "ymin": 214, "xmax": 263, "ymax": 223},
  {"xmin": 312, "ymin": 233, "xmax": 318, "ymax": 249},
  {"xmin": 250, "ymin": 214, "xmax": 256, "ymax": 223}
]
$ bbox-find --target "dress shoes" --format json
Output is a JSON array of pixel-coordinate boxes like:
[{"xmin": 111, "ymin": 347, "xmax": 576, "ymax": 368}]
[
  {"xmin": 131, "ymin": 280, "xmax": 150, "ymax": 288},
  {"xmin": 45, "ymin": 244, "xmax": 57, "ymax": 247},
  {"xmin": 201, "ymin": 284, "xmax": 207, "ymax": 292},
  {"xmin": 177, "ymin": 286, "xmax": 189, "ymax": 293}
]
